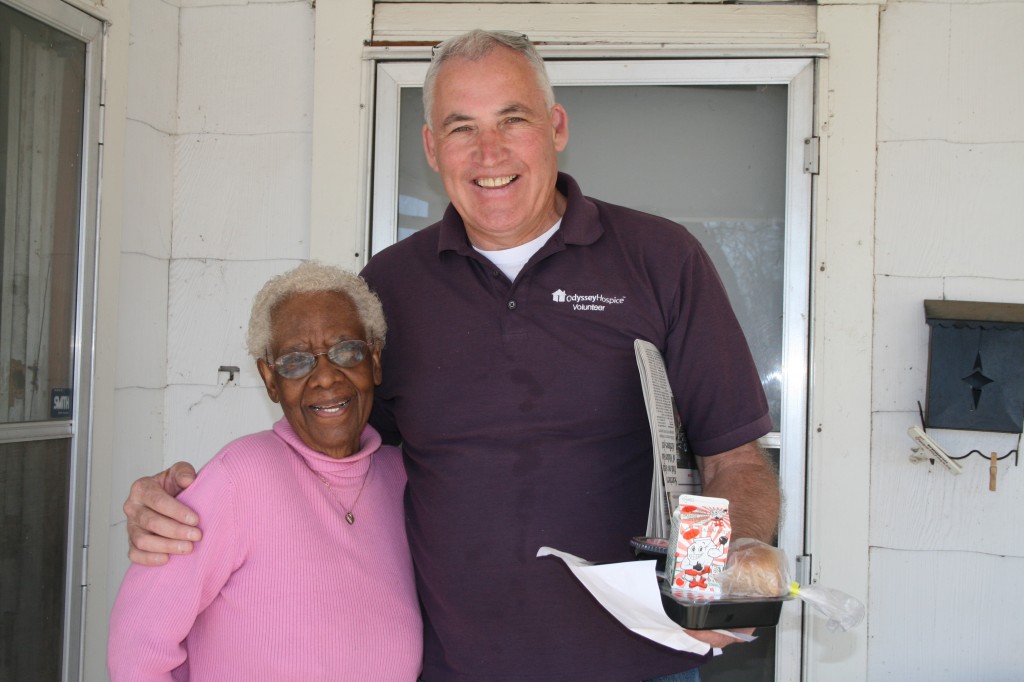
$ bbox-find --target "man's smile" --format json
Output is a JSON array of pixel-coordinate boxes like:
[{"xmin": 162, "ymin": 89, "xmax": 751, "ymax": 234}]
[{"xmin": 475, "ymin": 175, "xmax": 517, "ymax": 188}]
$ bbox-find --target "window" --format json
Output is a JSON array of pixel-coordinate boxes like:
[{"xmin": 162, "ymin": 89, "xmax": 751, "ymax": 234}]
[{"xmin": 0, "ymin": 0, "xmax": 102, "ymax": 678}]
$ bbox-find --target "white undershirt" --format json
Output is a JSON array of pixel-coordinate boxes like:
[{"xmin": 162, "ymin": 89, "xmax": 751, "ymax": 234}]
[{"xmin": 474, "ymin": 221, "xmax": 561, "ymax": 281}]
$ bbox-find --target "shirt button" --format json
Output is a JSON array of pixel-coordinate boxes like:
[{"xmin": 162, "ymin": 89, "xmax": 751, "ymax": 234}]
[{"xmin": 507, "ymin": 300, "xmax": 517, "ymax": 310}]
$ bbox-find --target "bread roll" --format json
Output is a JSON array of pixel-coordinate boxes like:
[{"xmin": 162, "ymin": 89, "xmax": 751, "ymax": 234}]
[{"xmin": 717, "ymin": 538, "xmax": 791, "ymax": 597}]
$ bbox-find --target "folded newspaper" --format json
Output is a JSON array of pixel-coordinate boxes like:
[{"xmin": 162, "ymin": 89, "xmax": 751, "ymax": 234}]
[{"xmin": 634, "ymin": 339, "xmax": 701, "ymax": 539}]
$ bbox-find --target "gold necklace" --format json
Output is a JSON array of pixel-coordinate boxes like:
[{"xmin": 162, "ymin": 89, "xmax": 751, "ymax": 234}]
[
  {"xmin": 292, "ymin": 448, "xmax": 372, "ymax": 522},
  {"xmin": 313, "ymin": 459, "xmax": 372, "ymax": 525}
]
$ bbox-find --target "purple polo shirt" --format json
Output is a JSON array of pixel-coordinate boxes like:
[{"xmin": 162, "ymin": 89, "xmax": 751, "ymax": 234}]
[{"xmin": 361, "ymin": 173, "xmax": 771, "ymax": 681}]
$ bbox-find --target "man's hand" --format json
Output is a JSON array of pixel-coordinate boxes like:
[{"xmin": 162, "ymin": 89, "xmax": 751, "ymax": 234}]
[
  {"xmin": 124, "ymin": 461, "xmax": 201, "ymax": 566},
  {"xmin": 685, "ymin": 627, "xmax": 756, "ymax": 650}
]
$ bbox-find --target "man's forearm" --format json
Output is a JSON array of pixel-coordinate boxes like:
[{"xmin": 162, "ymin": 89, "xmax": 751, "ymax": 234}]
[{"xmin": 698, "ymin": 441, "xmax": 781, "ymax": 543}]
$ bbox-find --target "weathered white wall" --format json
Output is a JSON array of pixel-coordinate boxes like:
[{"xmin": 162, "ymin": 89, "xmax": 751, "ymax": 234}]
[
  {"xmin": 870, "ymin": 0, "xmax": 1024, "ymax": 679},
  {"xmin": 100, "ymin": 1, "xmax": 316, "ymax": 677},
  {"xmin": 108, "ymin": 0, "xmax": 177, "ymax": 599},
  {"xmin": 164, "ymin": 0, "xmax": 315, "ymax": 463},
  {"xmin": 89, "ymin": 0, "xmax": 1024, "ymax": 679}
]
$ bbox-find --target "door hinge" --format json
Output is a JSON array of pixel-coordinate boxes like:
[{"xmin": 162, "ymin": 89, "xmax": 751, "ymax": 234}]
[
  {"xmin": 803, "ymin": 137, "xmax": 819, "ymax": 175},
  {"xmin": 795, "ymin": 553, "xmax": 812, "ymax": 585},
  {"xmin": 80, "ymin": 545, "xmax": 89, "ymax": 587}
]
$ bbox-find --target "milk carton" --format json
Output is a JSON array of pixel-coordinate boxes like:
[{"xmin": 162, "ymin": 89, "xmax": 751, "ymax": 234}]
[{"xmin": 664, "ymin": 494, "xmax": 731, "ymax": 596}]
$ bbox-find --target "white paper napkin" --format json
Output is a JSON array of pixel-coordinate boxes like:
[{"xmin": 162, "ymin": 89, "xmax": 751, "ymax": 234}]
[{"xmin": 537, "ymin": 546, "xmax": 716, "ymax": 654}]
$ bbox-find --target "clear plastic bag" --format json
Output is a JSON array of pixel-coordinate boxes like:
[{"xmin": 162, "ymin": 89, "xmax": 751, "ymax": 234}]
[
  {"xmin": 717, "ymin": 538, "xmax": 792, "ymax": 597},
  {"xmin": 793, "ymin": 583, "xmax": 866, "ymax": 633},
  {"xmin": 717, "ymin": 538, "xmax": 865, "ymax": 633}
]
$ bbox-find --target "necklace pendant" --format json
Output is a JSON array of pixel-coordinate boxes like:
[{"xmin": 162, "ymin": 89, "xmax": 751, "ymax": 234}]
[{"xmin": 345, "ymin": 511, "xmax": 355, "ymax": 525}]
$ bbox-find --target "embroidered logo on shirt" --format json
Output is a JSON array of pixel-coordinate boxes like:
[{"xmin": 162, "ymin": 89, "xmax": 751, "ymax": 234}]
[{"xmin": 551, "ymin": 289, "xmax": 626, "ymax": 311}]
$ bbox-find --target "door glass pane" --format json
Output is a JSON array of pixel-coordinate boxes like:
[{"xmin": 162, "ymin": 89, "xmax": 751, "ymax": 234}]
[
  {"xmin": 0, "ymin": 2, "xmax": 84, "ymax": 425},
  {"xmin": 395, "ymin": 84, "xmax": 787, "ymax": 430},
  {"xmin": 0, "ymin": 438, "xmax": 71, "ymax": 681}
]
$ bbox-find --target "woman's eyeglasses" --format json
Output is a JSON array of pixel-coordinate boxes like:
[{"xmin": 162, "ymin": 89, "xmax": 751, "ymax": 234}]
[{"xmin": 270, "ymin": 339, "xmax": 371, "ymax": 379}]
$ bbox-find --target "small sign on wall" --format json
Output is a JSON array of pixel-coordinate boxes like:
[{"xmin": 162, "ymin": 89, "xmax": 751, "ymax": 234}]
[{"xmin": 51, "ymin": 387, "xmax": 72, "ymax": 419}]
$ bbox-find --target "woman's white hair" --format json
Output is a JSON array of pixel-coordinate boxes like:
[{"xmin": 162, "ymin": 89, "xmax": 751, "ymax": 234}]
[
  {"xmin": 246, "ymin": 261, "xmax": 387, "ymax": 360},
  {"xmin": 422, "ymin": 29, "xmax": 554, "ymax": 129}
]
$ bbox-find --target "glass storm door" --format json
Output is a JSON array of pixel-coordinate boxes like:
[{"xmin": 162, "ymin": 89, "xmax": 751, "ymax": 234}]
[
  {"xmin": 0, "ymin": 1, "xmax": 101, "ymax": 679},
  {"xmin": 372, "ymin": 57, "xmax": 813, "ymax": 682}
]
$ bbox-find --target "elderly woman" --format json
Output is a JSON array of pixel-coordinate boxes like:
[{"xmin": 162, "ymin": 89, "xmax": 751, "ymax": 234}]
[{"xmin": 108, "ymin": 262, "xmax": 422, "ymax": 681}]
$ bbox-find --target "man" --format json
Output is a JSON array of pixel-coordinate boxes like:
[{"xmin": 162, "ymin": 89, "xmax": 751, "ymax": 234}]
[{"xmin": 125, "ymin": 30, "xmax": 780, "ymax": 681}]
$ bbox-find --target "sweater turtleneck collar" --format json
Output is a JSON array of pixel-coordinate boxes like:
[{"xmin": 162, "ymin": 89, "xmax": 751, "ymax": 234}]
[{"xmin": 272, "ymin": 418, "xmax": 382, "ymax": 486}]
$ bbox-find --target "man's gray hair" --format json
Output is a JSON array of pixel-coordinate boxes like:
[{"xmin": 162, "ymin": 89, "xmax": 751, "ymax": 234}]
[
  {"xmin": 422, "ymin": 29, "xmax": 554, "ymax": 129},
  {"xmin": 246, "ymin": 261, "xmax": 387, "ymax": 360}
]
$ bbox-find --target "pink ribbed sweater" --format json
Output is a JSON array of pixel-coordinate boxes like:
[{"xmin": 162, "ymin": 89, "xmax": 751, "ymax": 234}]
[{"xmin": 108, "ymin": 419, "xmax": 422, "ymax": 681}]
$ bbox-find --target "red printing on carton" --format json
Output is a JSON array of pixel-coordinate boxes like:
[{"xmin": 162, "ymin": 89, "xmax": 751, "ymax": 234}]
[{"xmin": 668, "ymin": 494, "xmax": 731, "ymax": 596}]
